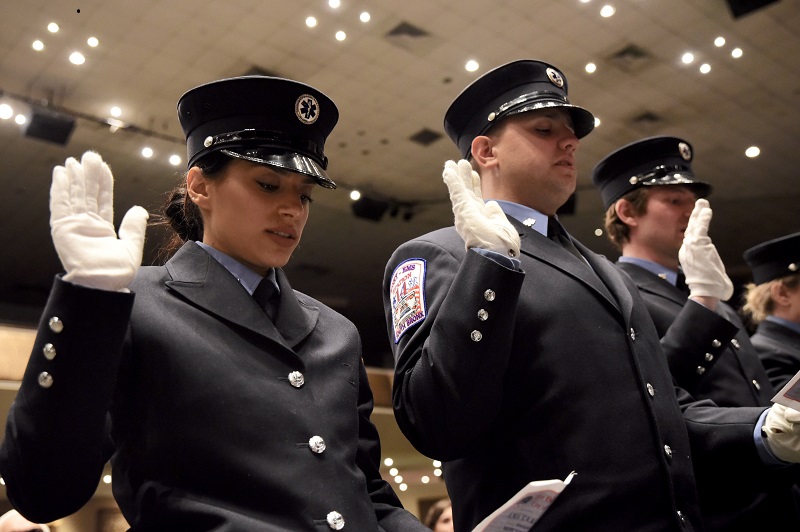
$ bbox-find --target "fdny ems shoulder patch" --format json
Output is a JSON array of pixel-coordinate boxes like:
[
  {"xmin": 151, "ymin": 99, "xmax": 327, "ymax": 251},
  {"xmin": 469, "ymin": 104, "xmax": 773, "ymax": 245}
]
[{"xmin": 389, "ymin": 258, "xmax": 427, "ymax": 343}]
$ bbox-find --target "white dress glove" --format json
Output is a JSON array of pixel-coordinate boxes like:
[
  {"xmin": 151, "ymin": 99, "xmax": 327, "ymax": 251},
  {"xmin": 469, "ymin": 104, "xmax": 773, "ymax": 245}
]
[
  {"xmin": 678, "ymin": 199, "xmax": 733, "ymax": 301},
  {"xmin": 50, "ymin": 151, "xmax": 149, "ymax": 292},
  {"xmin": 763, "ymin": 404, "xmax": 800, "ymax": 463},
  {"xmin": 442, "ymin": 160, "xmax": 520, "ymax": 258}
]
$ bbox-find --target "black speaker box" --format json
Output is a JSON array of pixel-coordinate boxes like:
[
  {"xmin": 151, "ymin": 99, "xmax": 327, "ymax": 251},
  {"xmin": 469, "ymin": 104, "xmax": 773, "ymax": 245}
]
[
  {"xmin": 351, "ymin": 196, "xmax": 390, "ymax": 221},
  {"xmin": 25, "ymin": 107, "xmax": 76, "ymax": 145},
  {"xmin": 725, "ymin": 0, "xmax": 779, "ymax": 19}
]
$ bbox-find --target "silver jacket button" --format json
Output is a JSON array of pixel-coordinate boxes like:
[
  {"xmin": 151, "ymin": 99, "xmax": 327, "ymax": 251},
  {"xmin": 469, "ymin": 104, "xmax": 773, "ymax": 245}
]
[
  {"xmin": 630, "ymin": 328, "xmax": 636, "ymax": 341},
  {"xmin": 477, "ymin": 309, "xmax": 488, "ymax": 321},
  {"xmin": 42, "ymin": 343, "xmax": 56, "ymax": 360},
  {"xmin": 696, "ymin": 366, "xmax": 706, "ymax": 375},
  {"xmin": 288, "ymin": 371, "xmax": 305, "ymax": 388},
  {"xmin": 484, "ymin": 289, "xmax": 496, "ymax": 302},
  {"xmin": 731, "ymin": 338, "xmax": 741, "ymax": 349},
  {"xmin": 753, "ymin": 380, "xmax": 761, "ymax": 391},
  {"xmin": 327, "ymin": 511, "xmax": 345, "ymax": 530},
  {"xmin": 646, "ymin": 383, "xmax": 655, "ymax": 397},
  {"xmin": 712, "ymin": 339, "xmax": 721, "ymax": 348},
  {"xmin": 38, "ymin": 372, "xmax": 54, "ymax": 389},
  {"xmin": 308, "ymin": 436, "xmax": 326, "ymax": 454},
  {"xmin": 48, "ymin": 317, "xmax": 64, "ymax": 333},
  {"xmin": 470, "ymin": 330, "xmax": 483, "ymax": 342},
  {"xmin": 664, "ymin": 444, "xmax": 672, "ymax": 459},
  {"xmin": 704, "ymin": 353, "xmax": 714, "ymax": 362}
]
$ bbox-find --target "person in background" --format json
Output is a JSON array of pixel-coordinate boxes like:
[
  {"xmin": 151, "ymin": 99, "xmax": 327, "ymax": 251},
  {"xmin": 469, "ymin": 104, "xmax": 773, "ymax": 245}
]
[
  {"xmin": 591, "ymin": 136, "xmax": 799, "ymax": 529},
  {"xmin": 0, "ymin": 76, "xmax": 427, "ymax": 531},
  {"xmin": 423, "ymin": 498, "xmax": 453, "ymax": 532},
  {"xmin": 743, "ymin": 232, "xmax": 800, "ymax": 390},
  {"xmin": 382, "ymin": 58, "xmax": 800, "ymax": 532}
]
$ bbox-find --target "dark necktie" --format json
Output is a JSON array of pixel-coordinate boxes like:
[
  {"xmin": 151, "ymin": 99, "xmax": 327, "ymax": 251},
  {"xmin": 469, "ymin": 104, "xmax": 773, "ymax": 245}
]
[
  {"xmin": 547, "ymin": 217, "xmax": 585, "ymax": 263},
  {"xmin": 252, "ymin": 279, "xmax": 279, "ymax": 321},
  {"xmin": 675, "ymin": 270, "xmax": 690, "ymax": 297}
]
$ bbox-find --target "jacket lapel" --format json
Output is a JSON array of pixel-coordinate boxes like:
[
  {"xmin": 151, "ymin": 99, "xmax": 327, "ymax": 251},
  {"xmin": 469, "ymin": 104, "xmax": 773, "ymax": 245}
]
[
  {"xmin": 163, "ymin": 242, "xmax": 317, "ymax": 349},
  {"xmin": 511, "ymin": 218, "xmax": 621, "ymax": 314},
  {"xmin": 617, "ymin": 261, "xmax": 686, "ymax": 306}
]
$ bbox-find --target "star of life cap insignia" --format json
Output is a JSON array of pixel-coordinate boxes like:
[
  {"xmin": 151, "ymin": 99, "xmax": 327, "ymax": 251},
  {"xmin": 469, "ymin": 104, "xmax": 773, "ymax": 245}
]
[
  {"xmin": 295, "ymin": 94, "xmax": 320, "ymax": 124},
  {"xmin": 678, "ymin": 142, "xmax": 692, "ymax": 161},
  {"xmin": 389, "ymin": 259, "xmax": 427, "ymax": 343},
  {"xmin": 546, "ymin": 68, "xmax": 564, "ymax": 87}
]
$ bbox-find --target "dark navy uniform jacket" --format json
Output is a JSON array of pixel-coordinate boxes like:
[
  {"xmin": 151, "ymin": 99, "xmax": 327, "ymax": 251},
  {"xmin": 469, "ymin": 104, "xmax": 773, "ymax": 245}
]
[
  {"xmin": 616, "ymin": 260, "xmax": 800, "ymax": 531},
  {"xmin": 1, "ymin": 242, "xmax": 426, "ymax": 532},
  {"xmin": 383, "ymin": 218, "xmax": 775, "ymax": 532},
  {"xmin": 752, "ymin": 319, "xmax": 800, "ymax": 391}
]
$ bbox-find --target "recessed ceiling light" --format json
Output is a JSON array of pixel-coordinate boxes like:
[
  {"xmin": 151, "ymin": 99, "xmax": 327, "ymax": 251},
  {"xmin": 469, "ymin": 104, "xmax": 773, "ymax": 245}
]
[
  {"xmin": 585, "ymin": 62, "xmax": 597, "ymax": 73},
  {"xmin": 434, "ymin": 468, "xmax": 442, "ymax": 476},
  {"xmin": 335, "ymin": 30, "xmax": 346, "ymax": 41},
  {"xmin": 745, "ymin": 146, "xmax": 760, "ymax": 158},
  {"xmin": 15, "ymin": 115, "xmax": 27, "ymax": 125},
  {"xmin": 47, "ymin": 22, "xmax": 59, "ymax": 33},
  {"xmin": 360, "ymin": 12, "xmax": 371, "ymax": 23},
  {"xmin": 465, "ymin": 60, "xmax": 479, "ymax": 72},
  {"xmin": 0, "ymin": 104, "xmax": 13, "ymax": 120},
  {"xmin": 169, "ymin": 155, "xmax": 182, "ymax": 166},
  {"xmin": 103, "ymin": 474, "xmax": 112, "ymax": 484},
  {"xmin": 433, "ymin": 460, "xmax": 442, "ymax": 467},
  {"xmin": 600, "ymin": 5, "xmax": 615, "ymax": 17},
  {"xmin": 142, "ymin": 147, "xmax": 154, "ymax": 158},
  {"xmin": 87, "ymin": 37, "xmax": 99, "ymax": 47},
  {"xmin": 699, "ymin": 63, "xmax": 711, "ymax": 74},
  {"xmin": 329, "ymin": 0, "xmax": 340, "ymax": 8},
  {"xmin": 306, "ymin": 16, "xmax": 317, "ymax": 28},
  {"xmin": 383, "ymin": 457, "xmax": 393, "ymax": 466},
  {"xmin": 399, "ymin": 483, "xmax": 407, "ymax": 491},
  {"xmin": 421, "ymin": 476, "xmax": 430, "ymax": 484},
  {"xmin": 110, "ymin": 106, "xmax": 122, "ymax": 117},
  {"xmin": 350, "ymin": 190, "xmax": 361, "ymax": 201},
  {"xmin": 595, "ymin": 229, "xmax": 604, "ymax": 236},
  {"xmin": 714, "ymin": 37, "xmax": 726, "ymax": 47},
  {"xmin": 389, "ymin": 467, "xmax": 398, "ymax": 476},
  {"xmin": 594, "ymin": 117, "xmax": 601, "ymax": 127},
  {"xmin": 731, "ymin": 47, "xmax": 743, "ymax": 58},
  {"xmin": 32, "ymin": 40, "xmax": 44, "ymax": 51},
  {"xmin": 580, "ymin": 0, "xmax": 592, "ymax": 3},
  {"xmin": 681, "ymin": 52, "xmax": 695, "ymax": 64},
  {"xmin": 69, "ymin": 52, "xmax": 86, "ymax": 65}
]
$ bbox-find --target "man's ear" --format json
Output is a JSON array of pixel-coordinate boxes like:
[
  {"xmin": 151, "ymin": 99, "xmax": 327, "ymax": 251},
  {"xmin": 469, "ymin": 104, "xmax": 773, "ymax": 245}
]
[
  {"xmin": 615, "ymin": 198, "xmax": 638, "ymax": 227},
  {"xmin": 470, "ymin": 135, "xmax": 496, "ymax": 169},
  {"xmin": 186, "ymin": 167, "xmax": 210, "ymax": 209}
]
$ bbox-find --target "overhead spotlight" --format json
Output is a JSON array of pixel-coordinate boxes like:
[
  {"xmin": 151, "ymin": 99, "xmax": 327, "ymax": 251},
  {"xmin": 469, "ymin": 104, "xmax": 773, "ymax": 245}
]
[
  {"xmin": 87, "ymin": 36, "xmax": 99, "ymax": 47},
  {"xmin": 360, "ymin": 12, "xmax": 371, "ymax": 22},
  {"xmin": 335, "ymin": 31, "xmax": 346, "ymax": 41},
  {"xmin": 306, "ymin": 16, "xmax": 317, "ymax": 28},
  {"xmin": 32, "ymin": 40, "xmax": 44, "ymax": 51},
  {"xmin": 352, "ymin": 196, "xmax": 389, "ymax": 221},
  {"xmin": 48, "ymin": 22, "xmax": 59, "ymax": 33}
]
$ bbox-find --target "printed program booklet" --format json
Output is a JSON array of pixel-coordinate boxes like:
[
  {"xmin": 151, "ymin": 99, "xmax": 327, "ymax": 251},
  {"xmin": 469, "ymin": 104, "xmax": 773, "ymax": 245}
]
[
  {"xmin": 472, "ymin": 471, "xmax": 576, "ymax": 531},
  {"xmin": 773, "ymin": 370, "xmax": 800, "ymax": 411}
]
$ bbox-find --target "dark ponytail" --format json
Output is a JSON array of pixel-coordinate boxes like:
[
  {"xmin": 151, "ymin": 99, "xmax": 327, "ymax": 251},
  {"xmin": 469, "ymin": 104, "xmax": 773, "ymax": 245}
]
[{"xmin": 154, "ymin": 152, "xmax": 232, "ymax": 260}]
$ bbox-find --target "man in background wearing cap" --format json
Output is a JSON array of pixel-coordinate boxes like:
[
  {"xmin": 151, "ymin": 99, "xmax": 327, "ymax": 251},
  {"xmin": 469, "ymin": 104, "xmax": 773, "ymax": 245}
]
[
  {"xmin": 592, "ymin": 136, "xmax": 799, "ymax": 529},
  {"xmin": 743, "ymin": 232, "xmax": 800, "ymax": 390},
  {"xmin": 0, "ymin": 76, "xmax": 428, "ymax": 531},
  {"xmin": 383, "ymin": 59, "xmax": 800, "ymax": 532}
]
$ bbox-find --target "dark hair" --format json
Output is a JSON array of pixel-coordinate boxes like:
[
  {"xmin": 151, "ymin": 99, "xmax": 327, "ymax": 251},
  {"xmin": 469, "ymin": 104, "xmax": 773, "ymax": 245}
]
[
  {"xmin": 423, "ymin": 498, "xmax": 451, "ymax": 529},
  {"xmin": 154, "ymin": 151, "xmax": 232, "ymax": 260},
  {"xmin": 604, "ymin": 187, "xmax": 649, "ymax": 250}
]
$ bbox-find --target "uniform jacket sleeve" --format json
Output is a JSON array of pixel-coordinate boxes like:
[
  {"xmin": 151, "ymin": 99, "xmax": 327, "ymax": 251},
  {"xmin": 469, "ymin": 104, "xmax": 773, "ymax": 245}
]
[
  {"xmin": 752, "ymin": 320, "xmax": 800, "ymax": 390},
  {"xmin": 383, "ymin": 236, "xmax": 524, "ymax": 460},
  {"xmin": 0, "ymin": 276, "xmax": 133, "ymax": 523}
]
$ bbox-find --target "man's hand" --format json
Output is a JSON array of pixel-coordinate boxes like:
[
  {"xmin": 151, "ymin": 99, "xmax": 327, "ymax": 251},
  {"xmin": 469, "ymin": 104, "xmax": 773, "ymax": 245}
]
[
  {"xmin": 679, "ymin": 199, "xmax": 733, "ymax": 301},
  {"xmin": 50, "ymin": 151, "xmax": 148, "ymax": 292},
  {"xmin": 442, "ymin": 160, "xmax": 520, "ymax": 258},
  {"xmin": 763, "ymin": 404, "xmax": 800, "ymax": 463}
]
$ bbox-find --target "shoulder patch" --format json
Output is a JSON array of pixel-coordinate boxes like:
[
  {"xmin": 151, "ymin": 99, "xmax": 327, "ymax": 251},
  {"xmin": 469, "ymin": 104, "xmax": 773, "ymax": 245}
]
[{"xmin": 389, "ymin": 259, "xmax": 427, "ymax": 343}]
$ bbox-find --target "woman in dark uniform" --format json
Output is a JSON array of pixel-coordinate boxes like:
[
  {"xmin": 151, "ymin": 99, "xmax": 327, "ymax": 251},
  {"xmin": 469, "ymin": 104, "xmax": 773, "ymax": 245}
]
[{"xmin": 0, "ymin": 76, "xmax": 427, "ymax": 532}]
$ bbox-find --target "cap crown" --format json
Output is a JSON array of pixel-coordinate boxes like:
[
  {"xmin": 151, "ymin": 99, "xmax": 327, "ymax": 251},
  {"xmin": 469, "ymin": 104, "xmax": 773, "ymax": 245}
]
[{"xmin": 743, "ymin": 232, "xmax": 800, "ymax": 284}]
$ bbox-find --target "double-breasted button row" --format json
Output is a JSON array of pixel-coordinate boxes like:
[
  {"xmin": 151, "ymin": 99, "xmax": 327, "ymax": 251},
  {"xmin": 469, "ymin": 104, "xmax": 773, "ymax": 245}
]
[
  {"xmin": 308, "ymin": 435, "xmax": 326, "ymax": 454},
  {"xmin": 731, "ymin": 338, "xmax": 741, "ymax": 349},
  {"xmin": 288, "ymin": 371, "xmax": 304, "ymax": 388},
  {"xmin": 753, "ymin": 380, "xmax": 761, "ymax": 391},
  {"xmin": 327, "ymin": 511, "xmax": 345, "ymax": 530}
]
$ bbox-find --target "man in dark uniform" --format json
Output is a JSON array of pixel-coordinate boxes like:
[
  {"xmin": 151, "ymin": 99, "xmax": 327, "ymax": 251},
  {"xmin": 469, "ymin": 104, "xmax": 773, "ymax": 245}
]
[
  {"xmin": 743, "ymin": 232, "xmax": 800, "ymax": 389},
  {"xmin": 591, "ymin": 137, "xmax": 799, "ymax": 529},
  {"xmin": 382, "ymin": 59, "xmax": 800, "ymax": 532}
]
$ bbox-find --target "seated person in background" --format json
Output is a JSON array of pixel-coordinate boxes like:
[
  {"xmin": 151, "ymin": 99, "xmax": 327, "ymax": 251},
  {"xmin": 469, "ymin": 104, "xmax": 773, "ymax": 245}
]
[
  {"xmin": 423, "ymin": 498, "xmax": 453, "ymax": 532},
  {"xmin": 743, "ymin": 232, "xmax": 800, "ymax": 390}
]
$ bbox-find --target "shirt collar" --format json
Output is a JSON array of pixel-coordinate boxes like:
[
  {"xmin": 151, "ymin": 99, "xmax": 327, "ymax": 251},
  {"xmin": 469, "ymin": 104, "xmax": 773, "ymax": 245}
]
[
  {"xmin": 491, "ymin": 199, "xmax": 549, "ymax": 237},
  {"xmin": 765, "ymin": 315, "xmax": 800, "ymax": 335},
  {"xmin": 618, "ymin": 256, "xmax": 679, "ymax": 286},
  {"xmin": 195, "ymin": 241, "xmax": 279, "ymax": 295}
]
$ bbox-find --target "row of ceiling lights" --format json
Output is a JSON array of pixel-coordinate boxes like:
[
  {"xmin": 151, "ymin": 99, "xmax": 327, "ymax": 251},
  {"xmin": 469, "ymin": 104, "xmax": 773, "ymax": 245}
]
[{"xmin": 382, "ymin": 457, "xmax": 443, "ymax": 492}]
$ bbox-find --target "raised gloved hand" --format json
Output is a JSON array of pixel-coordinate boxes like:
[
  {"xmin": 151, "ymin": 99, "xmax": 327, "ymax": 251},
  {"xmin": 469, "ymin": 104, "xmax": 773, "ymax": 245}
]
[
  {"xmin": 50, "ymin": 151, "xmax": 149, "ymax": 292},
  {"xmin": 678, "ymin": 199, "xmax": 733, "ymax": 301},
  {"xmin": 442, "ymin": 160, "xmax": 520, "ymax": 258},
  {"xmin": 763, "ymin": 404, "xmax": 800, "ymax": 463}
]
